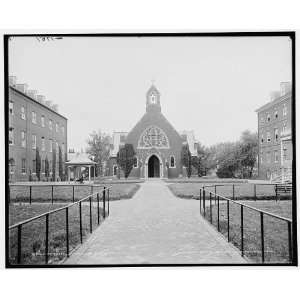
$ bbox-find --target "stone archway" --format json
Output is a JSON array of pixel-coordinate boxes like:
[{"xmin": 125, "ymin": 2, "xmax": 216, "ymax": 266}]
[{"xmin": 148, "ymin": 155, "xmax": 160, "ymax": 178}]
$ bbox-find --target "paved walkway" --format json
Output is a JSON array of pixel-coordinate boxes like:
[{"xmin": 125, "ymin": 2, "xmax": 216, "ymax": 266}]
[{"xmin": 65, "ymin": 180, "xmax": 245, "ymax": 264}]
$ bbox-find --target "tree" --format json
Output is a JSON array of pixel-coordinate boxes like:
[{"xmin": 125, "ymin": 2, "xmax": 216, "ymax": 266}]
[
  {"xmin": 116, "ymin": 144, "xmax": 135, "ymax": 179},
  {"xmin": 58, "ymin": 146, "xmax": 64, "ymax": 180},
  {"xmin": 36, "ymin": 148, "xmax": 41, "ymax": 181},
  {"xmin": 191, "ymin": 143, "xmax": 210, "ymax": 177},
  {"xmin": 52, "ymin": 148, "xmax": 56, "ymax": 181},
  {"xmin": 86, "ymin": 130, "xmax": 111, "ymax": 177},
  {"xmin": 181, "ymin": 144, "xmax": 192, "ymax": 178},
  {"xmin": 45, "ymin": 156, "xmax": 50, "ymax": 181}
]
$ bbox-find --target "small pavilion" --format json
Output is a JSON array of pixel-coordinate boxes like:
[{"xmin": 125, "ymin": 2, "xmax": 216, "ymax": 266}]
[{"xmin": 65, "ymin": 152, "xmax": 97, "ymax": 183}]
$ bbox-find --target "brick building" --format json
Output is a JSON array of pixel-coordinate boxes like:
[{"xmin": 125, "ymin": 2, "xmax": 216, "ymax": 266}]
[
  {"xmin": 256, "ymin": 82, "xmax": 292, "ymax": 181},
  {"xmin": 8, "ymin": 76, "xmax": 68, "ymax": 182},
  {"xmin": 108, "ymin": 84, "xmax": 198, "ymax": 178}
]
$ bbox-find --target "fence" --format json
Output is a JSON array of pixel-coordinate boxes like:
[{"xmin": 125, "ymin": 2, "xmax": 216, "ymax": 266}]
[
  {"xmin": 199, "ymin": 186, "xmax": 294, "ymax": 264},
  {"xmin": 8, "ymin": 186, "xmax": 111, "ymax": 265},
  {"xmin": 201, "ymin": 183, "xmax": 292, "ymax": 201},
  {"xmin": 8, "ymin": 183, "xmax": 109, "ymax": 203}
]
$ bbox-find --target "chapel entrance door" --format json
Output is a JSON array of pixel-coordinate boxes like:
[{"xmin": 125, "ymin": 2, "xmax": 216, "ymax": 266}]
[{"xmin": 148, "ymin": 155, "xmax": 160, "ymax": 178}]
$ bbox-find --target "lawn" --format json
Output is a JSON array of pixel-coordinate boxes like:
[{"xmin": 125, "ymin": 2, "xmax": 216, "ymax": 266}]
[
  {"xmin": 168, "ymin": 183, "xmax": 292, "ymax": 200},
  {"xmin": 8, "ymin": 202, "xmax": 104, "ymax": 265},
  {"xmin": 202, "ymin": 200, "xmax": 293, "ymax": 263},
  {"xmin": 9, "ymin": 183, "xmax": 141, "ymax": 203}
]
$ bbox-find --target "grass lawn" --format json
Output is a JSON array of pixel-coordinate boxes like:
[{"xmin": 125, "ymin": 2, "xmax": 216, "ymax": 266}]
[
  {"xmin": 9, "ymin": 202, "xmax": 104, "ymax": 265},
  {"xmin": 168, "ymin": 183, "xmax": 292, "ymax": 200},
  {"xmin": 9, "ymin": 183, "xmax": 140, "ymax": 203},
  {"xmin": 202, "ymin": 200, "xmax": 293, "ymax": 263}
]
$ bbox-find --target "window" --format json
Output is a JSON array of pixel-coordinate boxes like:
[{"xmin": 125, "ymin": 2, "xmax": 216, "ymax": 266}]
[
  {"xmin": 41, "ymin": 115, "xmax": 45, "ymax": 127},
  {"xmin": 266, "ymin": 152, "xmax": 271, "ymax": 163},
  {"xmin": 261, "ymin": 134, "xmax": 264, "ymax": 144},
  {"xmin": 267, "ymin": 132, "xmax": 271, "ymax": 142},
  {"xmin": 283, "ymin": 148, "xmax": 287, "ymax": 161},
  {"xmin": 9, "ymin": 158, "xmax": 15, "ymax": 174},
  {"xmin": 56, "ymin": 141, "xmax": 59, "ymax": 154},
  {"xmin": 49, "ymin": 139, "xmax": 53, "ymax": 152},
  {"xmin": 267, "ymin": 113, "xmax": 271, "ymax": 122},
  {"xmin": 260, "ymin": 116, "xmax": 264, "ymax": 125},
  {"xmin": 62, "ymin": 126, "xmax": 65, "ymax": 135},
  {"xmin": 49, "ymin": 119, "xmax": 53, "ymax": 130},
  {"xmin": 274, "ymin": 150, "xmax": 279, "ymax": 163},
  {"xmin": 133, "ymin": 157, "xmax": 138, "ymax": 168},
  {"xmin": 41, "ymin": 137, "xmax": 45, "ymax": 151},
  {"xmin": 170, "ymin": 156, "xmax": 175, "ymax": 168},
  {"xmin": 9, "ymin": 127, "xmax": 14, "ymax": 145},
  {"xmin": 282, "ymin": 123, "xmax": 287, "ymax": 134},
  {"xmin": 274, "ymin": 128, "xmax": 279, "ymax": 142},
  {"xmin": 21, "ymin": 159, "xmax": 26, "ymax": 174},
  {"xmin": 41, "ymin": 159, "xmax": 45, "ymax": 173},
  {"xmin": 32, "ymin": 160, "xmax": 36, "ymax": 173},
  {"xmin": 274, "ymin": 111, "xmax": 278, "ymax": 119},
  {"xmin": 21, "ymin": 131, "xmax": 26, "ymax": 148},
  {"xmin": 49, "ymin": 160, "xmax": 52, "ymax": 173},
  {"xmin": 32, "ymin": 134, "xmax": 36, "ymax": 149},
  {"xmin": 113, "ymin": 165, "xmax": 117, "ymax": 176},
  {"xmin": 283, "ymin": 104, "xmax": 287, "ymax": 116},
  {"xmin": 56, "ymin": 123, "xmax": 59, "ymax": 132},
  {"xmin": 32, "ymin": 111, "xmax": 37, "ymax": 124},
  {"xmin": 62, "ymin": 143, "xmax": 65, "ymax": 157},
  {"xmin": 9, "ymin": 101, "xmax": 14, "ymax": 115},
  {"xmin": 21, "ymin": 106, "xmax": 26, "ymax": 120}
]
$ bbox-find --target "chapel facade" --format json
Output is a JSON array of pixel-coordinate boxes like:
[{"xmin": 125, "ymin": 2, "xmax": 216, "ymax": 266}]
[{"xmin": 108, "ymin": 84, "xmax": 198, "ymax": 179}]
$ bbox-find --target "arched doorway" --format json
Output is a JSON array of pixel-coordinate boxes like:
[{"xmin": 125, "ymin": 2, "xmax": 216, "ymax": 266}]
[{"xmin": 148, "ymin": 155, "xmax": 160, "ymax": 178}]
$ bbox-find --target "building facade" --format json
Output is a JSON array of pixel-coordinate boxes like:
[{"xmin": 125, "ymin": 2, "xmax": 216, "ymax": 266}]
[
  {"xmin": 108, "ymin": 84, "xmax": 198, "ymax": 179},
  {"xmin": 256, "ymin": 82, "xmax": 292, "ymax": 181},
  {"xmin": 8, "ymin": 76, "xmax": 68, "ymax": 182}
]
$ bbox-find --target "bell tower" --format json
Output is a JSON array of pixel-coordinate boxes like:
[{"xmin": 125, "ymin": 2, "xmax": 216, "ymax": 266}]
[{"xmin": 146, "ymin": 84, "xmax": 161, "ymax": 113}]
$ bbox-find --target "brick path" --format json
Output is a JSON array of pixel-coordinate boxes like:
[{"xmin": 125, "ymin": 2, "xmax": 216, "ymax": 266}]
[{"xmin": 65, "ymin": 180, "xmax": 245, "ymax": 264}]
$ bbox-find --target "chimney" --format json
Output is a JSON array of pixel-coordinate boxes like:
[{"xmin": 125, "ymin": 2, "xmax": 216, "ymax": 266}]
[
  {"xmin": 280, "ymin": 82, "xmax": 291, "ymax": 96},
  {"xmin": 45, "ymin": 100, "xmax": 52, "ymax": 107},
  {"xmin": 27, "ymin": 89, "xmax": 38, "ymax": 100},
  {"xmin": 9, "ymin": 76, "xmax": 17, "ymax": 86},
  {"xmin": 52, "ymin": 104, "xmax": 58, "ymax": 112},
  {"xmin": 270, "ymin": 91, "xmax": 280, "ymax": 101},
  {"xmin": 15, "ymin": 83, "xmax": 28, "ymax": 94},
  {"xmin": 36, "ymin": 95, "xmax": 46, "ymax": 103}
]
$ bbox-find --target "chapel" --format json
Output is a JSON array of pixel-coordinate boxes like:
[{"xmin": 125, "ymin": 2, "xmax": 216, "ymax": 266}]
[{"xmin": 108, "ymin": 84, "xmax": 198, "ymax": 178}]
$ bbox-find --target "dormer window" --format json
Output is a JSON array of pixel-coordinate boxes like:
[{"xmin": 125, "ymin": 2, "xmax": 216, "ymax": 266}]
[
  {"xmin": 274, "ymin": 111, "xmax": 278, "ymax": 119},
  {"xmin": 267, "ymin": 114, "xmax": 271, "ymax": 122}
]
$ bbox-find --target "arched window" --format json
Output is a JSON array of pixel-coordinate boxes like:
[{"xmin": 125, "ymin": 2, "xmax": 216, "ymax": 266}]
[
  {"xmin": 9, "ymin": 158, "xmax": 15, "ymax": 174},
  {"xmin": 113, "ymin": 165, "xmax": 117, "ymax": 176},
  {"xmin": 133, "ymin": 157, "xmax": 138, "ymax": 168},
  {"xmin": 170, "ymin": 156, "xmax": 175, "ymax": 168}
]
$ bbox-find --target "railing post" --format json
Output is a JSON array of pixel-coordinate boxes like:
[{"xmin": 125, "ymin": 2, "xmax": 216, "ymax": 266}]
[
  {"xmin": 89, "ymin": 196, "xmax": 92, "ymax": 233},
  {"xmin": 51, "ymin": 185, "xmax": 54, "ymax": 204},
  {"xmin": 103, "ymin": 187, "xmax": 106, "ymax": 219},
  {"xmin": 254, "ymin": 184, "xmax": 257, "ymax": 201},
  {"xmin": 203, "ymin": 188, "xmax": 206, "ymax": 217},
  {"xmin": 217, "ymin": 196, "xmax": 220, "ymax": 232},
  {"xmin": 45, "ymin": 214, "xmax": 49, "ymax": 264},
  {"xmin": 66, "ymin": 207, "xmax": 69, "ymax": 257},
  {"xmin": 72, "ymin": 185, "xmax": 75, "ymax": 203},
  {"xmin": 199, "ymin": 189, "xmax": 202, "ymax": 214},
  {"xmin": 214, "ymin": 185, "xmax": 217, "ymax": 204},
  {"xmin": 29, "ymin": 185, "xmax": 32, "ymax": 204},
  {"xmin": 241, "ymin": 205, "xmax": 244, "ymax": 257},
  {"xmin": 275, "ymin": 184, "xmax": 278, "ymax": 202},
  {"xmin": 97, "ymin": 193, "xmax": 100, "ymax": 225},
  {"xmin": 227, "ymin": 200, "xmax": 230, "ymax": 242},
  {"xmin": 209, "ymin": 192, "xmax": 212, "ymax": 223},
  {"xmin": 107, "ymin": 189, "xmax": 110, "ymax": 216},
  {"xmin": 232, "ymin": 184, "xmax": 235, "ymax": 200},
  {"xmin": 79, "ymin": 201, "xmax": 82, "ymax": 244},
  {"xmin": 260, "ymin": 212, "xmax": 265, "ymax": 263},
  {"xmin": 288, "ymin": 221, "xmax": 293, "ymax": 263},
  {"xmin": 17, "ymin": 224, "xmax": 22, "ymax": 264}
]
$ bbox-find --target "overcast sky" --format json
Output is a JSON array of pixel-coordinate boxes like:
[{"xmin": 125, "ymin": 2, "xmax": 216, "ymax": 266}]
[{"xmin": 9, "ymin": 36, "xmax": 292, "ymax": 150}]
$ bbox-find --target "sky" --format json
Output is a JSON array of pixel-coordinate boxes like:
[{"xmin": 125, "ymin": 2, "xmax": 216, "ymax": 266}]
[{"xmin": 8, "ymin": 36, "xmax": 292, "ymax": 151}]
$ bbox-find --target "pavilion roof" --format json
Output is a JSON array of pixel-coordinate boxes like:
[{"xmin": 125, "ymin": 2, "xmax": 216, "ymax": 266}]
[{"xmin": 65, "ymin": 152, "xmax": 97, "ymax": 166}]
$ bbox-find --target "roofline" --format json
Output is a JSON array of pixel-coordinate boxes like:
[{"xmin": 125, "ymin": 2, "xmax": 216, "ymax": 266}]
[
  {"xmin": 255, "ymin": 92, "xmax": 291, "ymax": 113},
  {"xmin": 9, "ymin": 86, "xmax": 68, "ymax": 120}
]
